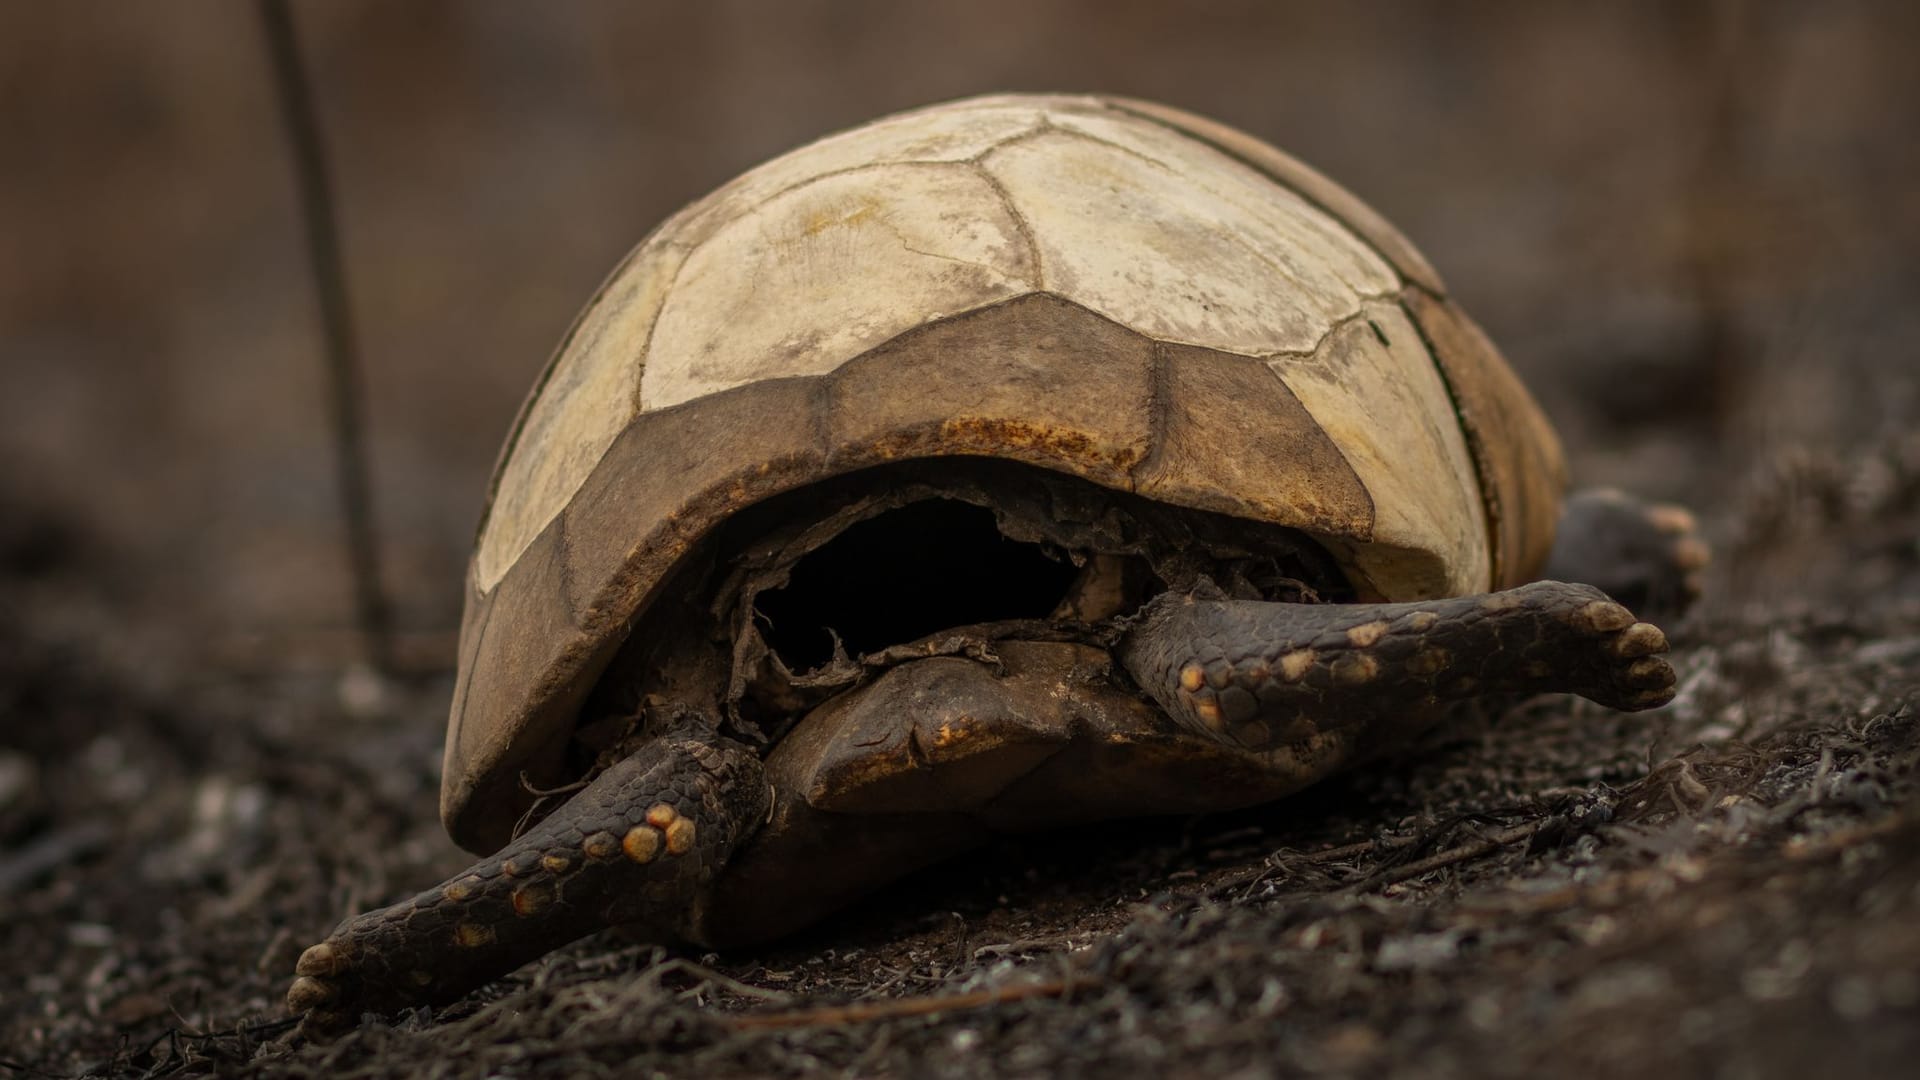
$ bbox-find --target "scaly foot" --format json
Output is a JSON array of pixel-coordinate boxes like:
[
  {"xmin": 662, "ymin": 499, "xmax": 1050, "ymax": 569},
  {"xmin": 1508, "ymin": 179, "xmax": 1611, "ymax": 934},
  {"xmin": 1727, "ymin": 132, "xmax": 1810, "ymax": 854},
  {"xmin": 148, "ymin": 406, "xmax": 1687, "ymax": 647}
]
[
  {"xmin": 287, "ymin": 722, "xmax": 766, "ymax": 1034},
  {"xmin": 1120, "ymin": 580, "xmax": 1674, "ymax": 751},
  {"xmin": 1544, "ymin": 488, "xmax": 1709, "ymax": 621}
]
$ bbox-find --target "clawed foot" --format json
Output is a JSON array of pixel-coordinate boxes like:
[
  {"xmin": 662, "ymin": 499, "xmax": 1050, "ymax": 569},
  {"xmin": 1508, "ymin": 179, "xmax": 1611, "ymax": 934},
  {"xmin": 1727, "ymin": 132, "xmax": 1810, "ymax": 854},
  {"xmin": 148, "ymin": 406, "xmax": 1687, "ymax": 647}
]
[
  {"xmin": 1121, "ymin": 581, "xmax": 1675, "ymax": 751},
  {"xmin": 1545, "ymin": 488, "xmax": 1709, "ymax": 621},
  {"xmin": 1548, "ymin": 589, "xmax": 1677, "ymax": 709},
  {"xmin": 287, "ymin": 727, "xmax": 766, "ymax": 1035}
]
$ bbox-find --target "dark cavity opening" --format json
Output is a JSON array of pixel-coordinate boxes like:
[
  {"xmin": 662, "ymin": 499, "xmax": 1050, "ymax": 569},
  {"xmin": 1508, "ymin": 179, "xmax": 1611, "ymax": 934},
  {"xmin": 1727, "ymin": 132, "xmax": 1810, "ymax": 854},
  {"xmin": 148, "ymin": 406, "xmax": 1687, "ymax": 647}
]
[{"xmin": 755, "ymin": 499, "xmax": 1080, "ymax": 671}]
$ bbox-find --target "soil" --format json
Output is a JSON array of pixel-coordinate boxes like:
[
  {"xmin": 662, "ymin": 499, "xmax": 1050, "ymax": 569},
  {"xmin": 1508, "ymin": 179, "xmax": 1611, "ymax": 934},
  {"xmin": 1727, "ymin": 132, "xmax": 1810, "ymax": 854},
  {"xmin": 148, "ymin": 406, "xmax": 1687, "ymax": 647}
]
[
  {"xmin": 10, "ymin": 439, "xmax": 1920, "ymax": 1078},
  {"xmin": 4, "ymin": 4, "xmax": 1918, "ymax": 1078}
]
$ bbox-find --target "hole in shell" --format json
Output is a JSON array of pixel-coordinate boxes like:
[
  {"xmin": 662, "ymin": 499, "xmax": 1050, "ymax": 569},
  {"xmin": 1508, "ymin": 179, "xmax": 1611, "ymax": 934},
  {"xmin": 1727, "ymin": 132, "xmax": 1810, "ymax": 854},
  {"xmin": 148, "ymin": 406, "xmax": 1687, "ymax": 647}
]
[{"xmin": 753, "ymin": 499, "xmax": 1082, "ymax": 671}]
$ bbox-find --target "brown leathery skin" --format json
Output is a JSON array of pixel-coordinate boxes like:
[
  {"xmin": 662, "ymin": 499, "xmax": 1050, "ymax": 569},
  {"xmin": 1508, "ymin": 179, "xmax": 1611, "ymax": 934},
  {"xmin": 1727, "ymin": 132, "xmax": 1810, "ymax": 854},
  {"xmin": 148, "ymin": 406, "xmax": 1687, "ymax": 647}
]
[
  {"xmin": 289, "ymin": 724, "xmax": 766, "ymax": 1033},
  {"xmin": 703, "ymin": 640, "xmax": 1383, "ymax": 948},
  {"xmin": 1118, "ymin": 581, "xmax": 1675, "ymax": 752}
]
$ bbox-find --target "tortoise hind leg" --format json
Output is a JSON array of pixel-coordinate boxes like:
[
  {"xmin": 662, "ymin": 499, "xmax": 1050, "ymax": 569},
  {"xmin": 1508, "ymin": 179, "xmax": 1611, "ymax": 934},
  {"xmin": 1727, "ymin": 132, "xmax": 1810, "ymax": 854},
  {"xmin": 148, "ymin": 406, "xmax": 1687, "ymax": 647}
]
[
  {"xmin": 1544, "ymin": 488, "xmax": 1709, "ymax": 620},
  {"xmin": 287, "ymin": 721, "xmax": 766, "ymax": 1033},
  {"xmin": 1120, "ymin": 581, "xmax": 1675, "ymax": 751}
]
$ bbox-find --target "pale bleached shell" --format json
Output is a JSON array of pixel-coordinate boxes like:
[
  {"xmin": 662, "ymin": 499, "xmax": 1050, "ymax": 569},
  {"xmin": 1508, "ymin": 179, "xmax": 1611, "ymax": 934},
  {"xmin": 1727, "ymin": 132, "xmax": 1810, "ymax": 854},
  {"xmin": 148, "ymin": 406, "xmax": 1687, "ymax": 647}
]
[{"xmin": 475, "ymin": 95, "xmax": 1481, "ymax": 597}]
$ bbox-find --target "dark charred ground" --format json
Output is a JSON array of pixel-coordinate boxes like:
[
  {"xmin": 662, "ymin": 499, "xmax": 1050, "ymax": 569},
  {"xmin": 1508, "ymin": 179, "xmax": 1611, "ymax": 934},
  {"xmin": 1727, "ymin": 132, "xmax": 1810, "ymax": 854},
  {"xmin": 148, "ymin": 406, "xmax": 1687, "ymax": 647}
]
[
  {"xmin": 7, "ymin": 434, "xmax": 1920, "ymax": 1080},
  {"xmin": 6, "ymin": 3, "xmax": 1920, "ymax": 1078}
]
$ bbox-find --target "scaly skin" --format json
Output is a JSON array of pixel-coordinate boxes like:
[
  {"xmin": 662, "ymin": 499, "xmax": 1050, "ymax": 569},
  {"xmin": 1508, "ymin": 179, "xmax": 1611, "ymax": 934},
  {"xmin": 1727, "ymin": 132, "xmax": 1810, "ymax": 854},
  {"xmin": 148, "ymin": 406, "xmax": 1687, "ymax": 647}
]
[
  {"xmin": 1119, "ymin": 580, "xmax": 1675, "ymax": 751},
  {"xmin": 288, "ymin": 578, "xmax": 1682, "ymax": 1028},
  {"xmin": 287, "ymin": 722, "xmax": 767, "ymax": 1033},
  {"xmin": 1545, "ymin": 489, "xmax": 1711, "ymax": 620}
]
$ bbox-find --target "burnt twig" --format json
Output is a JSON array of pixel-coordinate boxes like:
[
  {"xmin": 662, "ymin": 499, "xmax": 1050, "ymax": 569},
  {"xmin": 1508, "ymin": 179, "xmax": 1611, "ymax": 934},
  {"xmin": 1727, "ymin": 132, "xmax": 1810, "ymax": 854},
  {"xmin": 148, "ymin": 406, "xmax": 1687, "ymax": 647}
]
[
  {"xmin": 257, "ymin": 0, "xmax": 394, "ymax": 674},
  {"xmin": 1347, "ymin": 821, "xmax": 1544, "ymax": 893},
  {"xmin": 0, "ymin": 822, "xmax": 109, "ymax": 895},
  {"xmin": 728, "ymin": 975, "xmax": 1093, "ymax": 1030}
]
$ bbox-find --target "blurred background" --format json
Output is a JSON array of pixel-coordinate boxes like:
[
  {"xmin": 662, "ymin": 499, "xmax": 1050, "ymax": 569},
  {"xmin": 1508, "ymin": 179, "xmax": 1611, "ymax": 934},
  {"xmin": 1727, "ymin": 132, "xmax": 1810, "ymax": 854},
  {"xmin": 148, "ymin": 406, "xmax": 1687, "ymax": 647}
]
[
  {"xmin": 6, "ymin": 3, "xmax": 1920, "ymax": 1071},
  {"xmin": 4, "ymin": 0, "xmax": 1915, "ymax": 676}
]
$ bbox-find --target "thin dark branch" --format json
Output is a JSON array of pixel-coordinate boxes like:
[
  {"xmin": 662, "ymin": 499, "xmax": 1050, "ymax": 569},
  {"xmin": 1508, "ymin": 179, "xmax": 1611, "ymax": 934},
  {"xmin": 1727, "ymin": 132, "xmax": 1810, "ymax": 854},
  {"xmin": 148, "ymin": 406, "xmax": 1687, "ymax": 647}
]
[
  {"xmin": 1665, "ymin": 0, "xmax": 1776, "ymax": 433},
  {"xmin": 257, "ymin": 0, "xmax": 394, "ymax": 674},
  {"xmin": 727, "ymin": 975, "xmax": 1092, "ymax": 1030},
  {"xmin": 1346, "ymin": 820, "xmax": 1543, "ymax": 893}
]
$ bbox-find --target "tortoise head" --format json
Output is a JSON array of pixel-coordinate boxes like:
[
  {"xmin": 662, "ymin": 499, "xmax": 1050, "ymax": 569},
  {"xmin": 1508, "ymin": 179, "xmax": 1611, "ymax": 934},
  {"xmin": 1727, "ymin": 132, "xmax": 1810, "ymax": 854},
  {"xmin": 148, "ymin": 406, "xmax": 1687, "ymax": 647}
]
[{"xmin": 442, "ymin": 93, "xmax": 1566, "ymax": 855}]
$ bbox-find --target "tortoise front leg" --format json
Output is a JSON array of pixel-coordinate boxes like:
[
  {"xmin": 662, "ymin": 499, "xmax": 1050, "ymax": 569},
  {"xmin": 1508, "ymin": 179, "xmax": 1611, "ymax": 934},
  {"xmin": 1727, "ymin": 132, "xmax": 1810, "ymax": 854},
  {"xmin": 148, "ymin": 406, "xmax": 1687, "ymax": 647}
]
[
  {"xmin": 1119, "ymin": 581, "xmax": 1675, "ymax": 751},
  {"xmin": 287, "ymin": 722, "xmax": 767, "ymax": 1032}
]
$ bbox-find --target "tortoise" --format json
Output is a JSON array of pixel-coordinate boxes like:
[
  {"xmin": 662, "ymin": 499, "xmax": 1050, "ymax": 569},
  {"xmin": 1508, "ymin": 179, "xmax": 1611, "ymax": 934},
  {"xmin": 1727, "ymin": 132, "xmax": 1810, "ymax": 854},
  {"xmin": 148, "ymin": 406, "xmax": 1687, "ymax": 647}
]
[{"xmin": 286, "ymin": 93, "xmax": 1707, "ymax": 1027}]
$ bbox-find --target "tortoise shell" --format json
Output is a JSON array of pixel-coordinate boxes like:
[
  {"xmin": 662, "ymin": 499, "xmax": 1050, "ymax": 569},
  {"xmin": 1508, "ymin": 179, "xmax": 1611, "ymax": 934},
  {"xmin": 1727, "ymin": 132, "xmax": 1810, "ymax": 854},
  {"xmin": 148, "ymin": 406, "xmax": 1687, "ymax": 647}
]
[{"xmin": 444, "ymin": 93, "xmax": 1565, "ymax": 853}]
